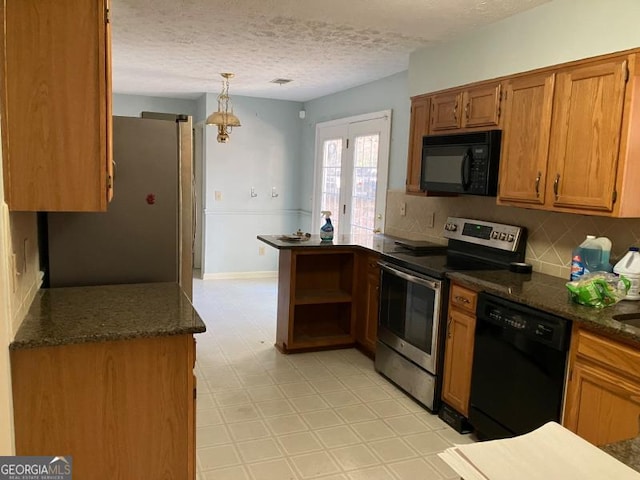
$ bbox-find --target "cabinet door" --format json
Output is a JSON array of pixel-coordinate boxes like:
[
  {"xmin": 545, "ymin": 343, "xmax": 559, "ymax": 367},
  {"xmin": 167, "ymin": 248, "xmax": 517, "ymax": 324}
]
[
  {"xmin": 546, "ymin": 58, "xmax": 628, "ymax": 212},
  {"xmin": 564, "ymin": 360, "xmax": 640, "ymax": 446},
  {"xmin": 462, "ymin": 84, "xmax": 502, "ymax": 128},
  {"xmin": 2, "ymin": 0, "xmax": 112, "ymax": 211},
  {"xmin": 498, "ymin": 74, "xmax": 555, "ymax": 205},
  {"xmin": 105, "ymin": 0, "xmax": 114, "ymax": 203},
  {"xmin": 406, "ymin": 96, "xmax": 430, "ymax": 193},
  {"xmin": 362, "ymin": 269, "xmax": 380, "ymax": 353},
  {"xmin": 355, "ymin": 253, "xmax": 380, "ymax": 355},
  {"xmin": 11, "ymin": 335, "xmax": 194, "ymax": 479},
  {"xmin": 430, "ymin": 92, "xmax": 462, "ymax": 131},
  {"xmin": 442, "ymin": 308, "xmax": 476, "ymax": 416}
]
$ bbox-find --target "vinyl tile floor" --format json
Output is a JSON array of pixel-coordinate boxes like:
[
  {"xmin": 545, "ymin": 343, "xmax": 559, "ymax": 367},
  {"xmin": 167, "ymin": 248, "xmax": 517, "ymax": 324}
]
[{"xmin": 192, "ymin": 276, "xmax": 474, "ymax": 480}]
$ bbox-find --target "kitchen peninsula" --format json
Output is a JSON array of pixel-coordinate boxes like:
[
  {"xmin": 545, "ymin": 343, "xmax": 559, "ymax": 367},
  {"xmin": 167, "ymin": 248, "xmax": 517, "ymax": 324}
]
[
  {"xmin": 258, "ymin": 234, "xmax": 396, "ymax": 355},
  {"xmin": 10, "ymin": 282, "xmax": 205, "ymax": 480}
]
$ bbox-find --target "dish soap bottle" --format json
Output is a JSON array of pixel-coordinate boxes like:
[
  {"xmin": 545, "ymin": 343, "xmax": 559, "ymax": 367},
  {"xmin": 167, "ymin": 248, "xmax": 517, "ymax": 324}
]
[{"xmin": 320, "ymin": 211, "xmax": 334, "ymax": 242}]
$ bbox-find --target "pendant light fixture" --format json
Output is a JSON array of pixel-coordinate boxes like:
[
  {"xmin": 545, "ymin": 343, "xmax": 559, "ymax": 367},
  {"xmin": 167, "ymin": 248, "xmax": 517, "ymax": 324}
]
[{"xmin": 206, "ymin": 73, "xmax": 241, "ymax": 143}]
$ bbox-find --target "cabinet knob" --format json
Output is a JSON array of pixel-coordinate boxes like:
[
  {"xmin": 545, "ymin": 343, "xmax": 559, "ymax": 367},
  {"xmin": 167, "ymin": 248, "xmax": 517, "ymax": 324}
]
[{"xmin": 535, "ymin": 171, "xmax": 541, "ymax": 198}]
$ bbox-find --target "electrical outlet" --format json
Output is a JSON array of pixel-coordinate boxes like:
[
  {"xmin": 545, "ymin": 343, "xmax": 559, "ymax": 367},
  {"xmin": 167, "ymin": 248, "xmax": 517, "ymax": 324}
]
[
  {"xmin": 400, "ymin": 202, "xmax": 406, "ymax": 216},
  {"xmin": 426, "ymin": 212, "xmax": 435, "ymax": 228},
  {"xmin": 258, "ymin": 246, "xmax": 265, "ymax": 256},
  {"xmin": 214, "ymin": 191, "xmax": 222, "ymax": 201}
]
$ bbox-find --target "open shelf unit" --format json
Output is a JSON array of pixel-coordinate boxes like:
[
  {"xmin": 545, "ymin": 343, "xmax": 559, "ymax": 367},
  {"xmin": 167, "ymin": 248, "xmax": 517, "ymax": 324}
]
[{"xmin": 275, "ymin": 249, "xmax": 356, "ymax": 352}]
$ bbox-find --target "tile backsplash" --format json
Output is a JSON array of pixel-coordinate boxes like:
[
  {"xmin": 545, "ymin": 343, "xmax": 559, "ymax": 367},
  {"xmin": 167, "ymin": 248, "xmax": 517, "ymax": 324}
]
[{"xmin": 385, "ymin": 190, "xmax": 640, "ymax": 279}]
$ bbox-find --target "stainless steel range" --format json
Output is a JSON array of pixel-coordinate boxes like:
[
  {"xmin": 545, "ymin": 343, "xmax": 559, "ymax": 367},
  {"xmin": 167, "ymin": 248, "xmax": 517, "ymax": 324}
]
[{"xmin": 374, "ymin": 217, "xmax": 527, "ymax": 412}]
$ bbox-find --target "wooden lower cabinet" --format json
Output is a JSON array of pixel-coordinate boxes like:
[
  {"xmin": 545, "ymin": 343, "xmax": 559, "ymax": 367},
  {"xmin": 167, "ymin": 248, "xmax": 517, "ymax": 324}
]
[
  {"xmin": 11, "ymin": 334, "xmax": 197, "ymax": 479},
  {"xmin": 563, "ymin": 327, "xmax": 640, "ymax": 446},
  {"xmin": 441, "ymin": 283, "xmax": 477, "ymax": 416},
  {"xmin": 355, "ymin": 252, "xmax": 380, "ymax": 355}
]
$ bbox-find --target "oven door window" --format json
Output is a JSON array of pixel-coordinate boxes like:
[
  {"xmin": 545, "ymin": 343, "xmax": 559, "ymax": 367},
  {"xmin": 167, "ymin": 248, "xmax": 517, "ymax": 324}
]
[{"xmin": 379, "ymin": 270, "xmax": 437, "ymax": 354}]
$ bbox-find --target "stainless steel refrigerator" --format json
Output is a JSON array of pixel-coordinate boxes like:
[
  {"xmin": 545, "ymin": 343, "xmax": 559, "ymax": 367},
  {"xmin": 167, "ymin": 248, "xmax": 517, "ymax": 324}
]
[{"xmin": 46, "ymin": 115, "xmax": 193, "ymax": 299}]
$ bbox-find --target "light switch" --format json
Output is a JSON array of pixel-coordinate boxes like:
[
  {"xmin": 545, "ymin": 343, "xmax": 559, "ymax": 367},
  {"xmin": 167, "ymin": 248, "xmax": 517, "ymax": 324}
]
[{"xmin": 214, "ymin": 191, "xmax": 222, "ymax": 201}]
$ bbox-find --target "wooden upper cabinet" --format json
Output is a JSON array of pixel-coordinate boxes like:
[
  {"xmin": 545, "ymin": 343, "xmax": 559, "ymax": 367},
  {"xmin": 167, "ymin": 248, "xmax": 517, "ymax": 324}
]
[
  {"xmin": 498, "ymin": 73, "xmax": 555, "ymax": 205},
  {"xmin": 406, "ymin": 96, "xmax": 431, "ymax": 193},
  {"xmin": 546, "ymin": 58, "xmax": 628, "ymax": 213},
  {"xmin": 1, "ymin": 0, "xmax": 113, "ymax": 211},
  {"xmin": 462, "ymin": 83, "xmax": 502, "ymax": 128},
  {"xmin": 430, "ymin": 92, "xmax": 462, "ymax": 131},
  {"xmin": 429, "ymin": 84, "xmax": 501, "ymax": 133}
]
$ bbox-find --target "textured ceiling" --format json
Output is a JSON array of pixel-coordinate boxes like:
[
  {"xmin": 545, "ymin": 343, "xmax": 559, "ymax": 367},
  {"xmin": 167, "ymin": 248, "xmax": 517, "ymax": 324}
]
[{"xmin": 112, "ymin": 0, "xmax": 551, "ymax": 102}]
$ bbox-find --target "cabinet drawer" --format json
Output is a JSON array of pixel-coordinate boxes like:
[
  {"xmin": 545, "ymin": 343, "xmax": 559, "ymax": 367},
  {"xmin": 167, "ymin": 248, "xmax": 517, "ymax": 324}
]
[
  {"xmin": 449, "ymin": 284, "xmax": 477, "ymax": 314},
  {"xmin": 574, "ymin": 328, "xmax": 640, "ymax": 382}
]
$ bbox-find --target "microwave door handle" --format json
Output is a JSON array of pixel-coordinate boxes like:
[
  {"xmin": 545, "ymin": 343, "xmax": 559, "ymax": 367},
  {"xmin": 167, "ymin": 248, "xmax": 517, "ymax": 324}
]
[{"xmin": 461, "ymin": 149, "xmax": 472, "ymax": 191}]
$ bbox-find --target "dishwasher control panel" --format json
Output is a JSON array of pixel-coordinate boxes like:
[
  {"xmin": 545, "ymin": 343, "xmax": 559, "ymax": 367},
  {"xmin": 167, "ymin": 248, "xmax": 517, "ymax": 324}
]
[{"xmin": 477, "ymin": 293, "xmax": 570, "ymax": 351}]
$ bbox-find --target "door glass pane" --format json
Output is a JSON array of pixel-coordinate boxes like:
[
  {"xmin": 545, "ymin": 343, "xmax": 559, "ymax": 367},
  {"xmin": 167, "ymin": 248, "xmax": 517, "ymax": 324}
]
[
  {"xmin": 350, "ymin": 134, "xmax": 379, "ymax": 242},
  {"xmin": 320, "ymin": 139, "xmax": 342, "ymax": 234}
]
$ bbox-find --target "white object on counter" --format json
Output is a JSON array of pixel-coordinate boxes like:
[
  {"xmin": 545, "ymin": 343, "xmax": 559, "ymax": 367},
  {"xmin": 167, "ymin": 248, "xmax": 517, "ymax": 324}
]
[
  {"xmin": 438, "ymin": 422, "xmax": 640, "ymax": 480},
  {"xmin": 614, "ymin": 247, "xmax": 640, "ymax": 300}
]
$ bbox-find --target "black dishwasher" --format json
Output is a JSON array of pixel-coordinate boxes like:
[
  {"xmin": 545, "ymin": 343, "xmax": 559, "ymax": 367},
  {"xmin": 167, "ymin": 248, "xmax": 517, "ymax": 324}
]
[{"xmin": 469, "ymin": 293, "xmax": 571, "ymax": 440}]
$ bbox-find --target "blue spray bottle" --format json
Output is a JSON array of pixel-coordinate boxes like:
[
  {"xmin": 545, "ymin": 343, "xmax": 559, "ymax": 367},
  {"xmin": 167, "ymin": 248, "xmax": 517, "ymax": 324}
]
[{"xmin": 320, "ymin": 211, "xmax": 334, "ymax": 242}]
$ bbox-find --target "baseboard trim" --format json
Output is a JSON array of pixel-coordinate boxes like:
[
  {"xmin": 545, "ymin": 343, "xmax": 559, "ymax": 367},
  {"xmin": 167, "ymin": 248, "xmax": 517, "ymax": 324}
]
[{"xmin": 202, "ymin": 271, "xmax": 278, "ymax": 280}]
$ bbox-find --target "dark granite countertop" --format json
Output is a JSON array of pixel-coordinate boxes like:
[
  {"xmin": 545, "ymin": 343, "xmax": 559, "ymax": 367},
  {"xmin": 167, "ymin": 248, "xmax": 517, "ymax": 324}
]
[
  {"xmin": 260, "ymin": 232, "xmax": 640, "ymax": 344},
  {"xmin": 601, "ymin": 436, "xmax": 640, "ymax": 473},
  {"xmin": 447, "ymin": 270, "xmax": 640, "ymax": 346},
  {"xmin": 257, "ymin": 233, "xmax": 399, "ymax": 254},
  {"xmin": 10, "ymin": 283, "xmax": 206, "ymax": 350}
]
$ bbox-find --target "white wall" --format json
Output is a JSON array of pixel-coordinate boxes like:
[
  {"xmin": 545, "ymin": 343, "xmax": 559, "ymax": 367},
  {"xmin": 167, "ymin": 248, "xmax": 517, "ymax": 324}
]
[
  {"xmin": 409, "ymin": 0, "xmax": 640, "ymax": 96},
  {"xmin": 0, "ymin": 127, "xmax": 41, "ymax": 454},
  {"xmin": 0, "ymin": 133, "xmax": 14, "ymax": 453},
  {"xmin": 113, "ymin": 94, "xmax": 198, "ymax": 118},
  {"xmin": 202, "ymin": 94, "xmax": 304, "ymax": 277}
]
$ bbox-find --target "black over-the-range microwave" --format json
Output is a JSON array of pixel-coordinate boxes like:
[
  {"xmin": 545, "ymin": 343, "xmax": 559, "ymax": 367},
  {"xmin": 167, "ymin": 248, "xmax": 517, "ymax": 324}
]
[{"xmin": 420, "ymin": 130, "xmax": 501, "ymax": 196}]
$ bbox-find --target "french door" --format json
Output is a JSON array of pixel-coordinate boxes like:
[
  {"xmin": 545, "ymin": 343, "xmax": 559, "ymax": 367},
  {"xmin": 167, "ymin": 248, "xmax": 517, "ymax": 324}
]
[{"xmin": 313, "ymin": 111, "xmax": 391, "ymax": 240}]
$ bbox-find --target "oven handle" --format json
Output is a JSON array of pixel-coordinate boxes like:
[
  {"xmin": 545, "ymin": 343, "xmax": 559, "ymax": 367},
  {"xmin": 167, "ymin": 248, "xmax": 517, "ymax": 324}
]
[{"xmin": 378, "ymin": 262, "xmax": 441, "ymax": 290}]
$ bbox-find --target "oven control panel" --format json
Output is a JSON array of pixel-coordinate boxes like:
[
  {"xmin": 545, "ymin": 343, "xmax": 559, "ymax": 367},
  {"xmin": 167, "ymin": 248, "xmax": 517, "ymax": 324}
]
[{"xmin": 443, "ymin": 217, "xmax": 524, "ymax": 252}]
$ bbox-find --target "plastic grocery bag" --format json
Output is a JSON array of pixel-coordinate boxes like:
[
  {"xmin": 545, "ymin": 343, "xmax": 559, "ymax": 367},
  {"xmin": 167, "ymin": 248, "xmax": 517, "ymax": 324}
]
[{"xmin": 566, "ymin": 272, "xmax": 630, "ymax": 308}]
